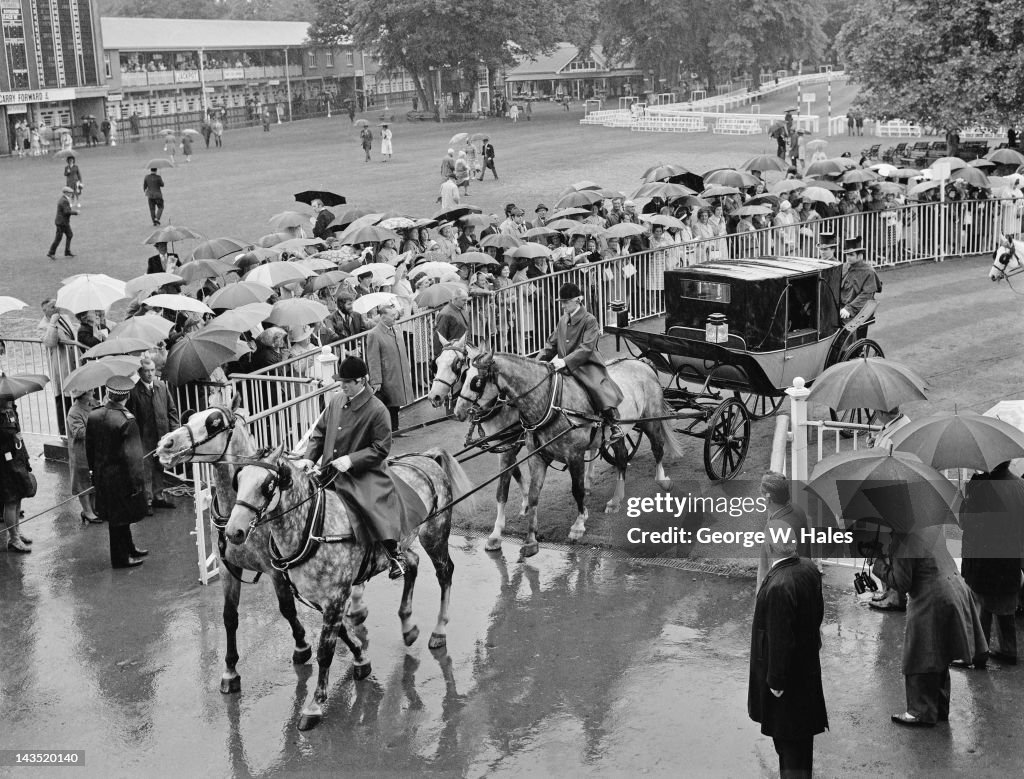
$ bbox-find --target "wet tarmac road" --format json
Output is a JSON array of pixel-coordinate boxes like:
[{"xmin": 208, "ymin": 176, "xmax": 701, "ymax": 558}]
[{"xmin": 4, "ymin": 470, "xmax": 1024, "ymax": 779}]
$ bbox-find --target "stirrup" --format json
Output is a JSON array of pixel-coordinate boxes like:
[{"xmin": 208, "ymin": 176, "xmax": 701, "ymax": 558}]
[
  {"xmin": 606, "ymin": 424, "xmax": 625, "ymax": 445},
  {"xmin": 388, "ymin": 556, "xmax": 406, "ymax": 579}
]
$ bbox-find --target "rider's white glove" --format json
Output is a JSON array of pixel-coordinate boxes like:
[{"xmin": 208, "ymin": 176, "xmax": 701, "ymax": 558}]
[
  {"xmin": 840, "ymin": 307, "xmax": 852, "ymax": 319},
  {"xmin": 550, "ymin": 356, "xmax": 566, "ymax": 371},
  {"xmin": 329, "ymin": 455, "xmax": 352, "ymax": 473}
]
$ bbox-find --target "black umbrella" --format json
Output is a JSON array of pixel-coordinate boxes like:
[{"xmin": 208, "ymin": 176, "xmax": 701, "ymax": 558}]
[
  {"xmin": 433, "ymin": 205, "xmax": 483, "ymax": 223},
  {"xmin": 294, "ymin": 190, "xmax": 347, "ymax": 207},
  {"xmin": 0, "ymin": 374, "xmax": 49, "ymax": 401}
]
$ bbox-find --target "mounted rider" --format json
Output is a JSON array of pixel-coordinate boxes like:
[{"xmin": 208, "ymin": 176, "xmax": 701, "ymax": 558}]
[
  {"xmin": 538, "ymin": 282, "xmax": 625, "ymax": 444},
  {"xmin": 840, "ymin": 236, "xmax": 880, "ymax": 340},
  {"xmin": 298, "ymin": 355, "xmax": 425, "ymax": 579}
]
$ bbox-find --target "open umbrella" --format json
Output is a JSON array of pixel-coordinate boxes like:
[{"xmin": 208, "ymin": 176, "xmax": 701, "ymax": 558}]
[
  {"xmin": 63, "ymin": 356, "xmax": 139, "ymax": 394},
  {"xmin": 268, "ymin": 211, "xmax": 310, "ymax": 231},
  {"xmin": 158, "ymin": 129, "xmax": 176, "ymax": 136},
  {"xmin": 930, "ymin": 156, "xmax": 967, "ymax": 172},
  {"xmin": 294, "ymin": 190, "xmax": 346, "ymax": 207},
  {"xmin": 769, "ymin": 179, "xmax": 809, "ymax": 194},
  {"xmin": 807, "ymin": 356, "xmax": 927, "ymax": 411},
  {"xmin": 337, "ymin": 225, "xmax": 402, "ymax": 246},
  {"xmin": 452, "ymin": 252, "xmax": 500, "ymax": 266},
  {"xmin": 144, "ymin": 294, "xmax": 214, "ymax": 315},
  {"xmin": 458, "ymin": 214, "xmax": 495, "ymax": 228},
  {"xmin": 164, "ymin": 328, "xmax": 241, "ymax": 385},
  {"xmin": 191, "ymin": 237, "xmax": 248, "ymax": 261},
  {"xmin": 554, "ymin": 190, "xmax": 605, "ymax": 209},
  {"xmin": 449, "ymin": 132, "xmax": 470, "ymax": 145},
  {"xmin": 177, "ymin": 259, "xmax": 239, "ymax": 284},
  {"xmin": 206, "ymin": 281, "xmax": 275, "ymax": 310},
  {"xmin": 703, "ymin": 169, "xmax": 759, "ymax": 189},
  {"xmin": 509, "ymin": 243, "xmax": 552, "ymax": 260},
  {"xmin": 641, "ymin": 163, "xmax": 691, "ymax": 182},
  {"xmin": 522, "ymin": 226, "xmax": 559, "ymax": 240},
  {"xmin": 871, "ymin": 181, "xmax": 905, "ymax": 195},
  {"xmin": 748, "ymin": 194, "xmax": 781, "ymax": 208},
  {"xmin": 53, "ymin": 149, "xmax": 76, "ymax": 160},
  {"xmin": 470, "ymin": 132, "xmax": 488, "ymax": 142},
  {"xmin": 730, "ymin": 204, "xmax": 773, "ymax": 217},
  {"xmin": 806, "ymin": 449, "xmax": 960, "ymax": 532},
  {"xmin": 354, "ymin": 119, "xmax": 370, "ymax": 128},
  {"xmin": 145, "ymin": 158, "xmax": 174, "ymax": 170},
  {"xmin": 433, "ymin": 205, "xmax": 483, "ymax": 223},
  {"xmin": 0, "ymin": 296, "xmax": 29, "ymax": 316},
  {"xmin": 740, "ymin": 155, "xmax": 789, "ymax": 173},
  {"xmin": 415, "ymin": 283, "xmax": 464, "ymax": 308},
  {"xmin": 549, "ymin": 207, "xmax": 591, "ymax": 221},
  {"xmin": 632, "ymin": 181, "xmax": 697, "ymax": 200},
  {"xmin": 379, "ymin": 216, "xmax": 416, "ymax": 230},
  {"xmin": 545, "ymin": 218, "xmax": 584, "ymax": 231},
  {"xmin": 109, "ymin": 314, "xmax": 173, "ymax": 343},
  {"xmin": 352, "ymin": 262, "xmax": 398, "ymax": 283},
  {"xmin": 908, "ymin": 180, "xmax": 943, "ymax": 198},
  {"xmin": 951, "ymin": 166, "xmax": 990, "ymax": 188},
  {"xmin": 984, "ymin": 148, "xmax": 1024, "ymax": 166},
  {"xmin": 144, "ymin": 225, "xmax": 203, "ymax": 245},
  {"xmin": 568, "ymin": 223, "xmax": 606, "ymax": 238},
  {"xmin": 870, "ymin": 163, "xmax": 899, "ymax": 177},
  {"xmin": 480, "ymin": 234, "xmax": 522, "ymax": 250},
  {"xmin": 410, "ymin": 261, "xmax": 458, "ymax": 279},
  {"xmin": 805, "ymin": 139, "xmax": 828, "ymax": 152},
  {"xmin": 56, "ymin": 275, "xmax": 127, "ymax": 313},
  {"xmin": 182, "ymin": 129, "xmax": 202, "ymax": 137},
  {"xmin": 639, "ymin": 213, "xmax": 686, "ymax": 230},
  {"xmin": 351, "ymin": 292, "xmax": 399, "ymax": 315},
  {"xmin": 809, "ymin": 179, "xmax": 846, "ymax": 192},
  {"xmin": 209, "ymin": 302, "xmax": 272, "ymax": 333},
  {"xmin": 701, "ymin": 184, "xmax": 742, "ymax": 197},
  {"xmin": 257, "ymin": 232, "xmax": 294, "ymax": 248},
  {"xmin": 0, "ymin": 374, "xmax": 49, "ymax": 402},
  {"xmin": 265, "ymin": 298, "xmax": 330, "ymax": 329},
  {"xmin": 125, "ymin": 272, "xmax": 183, "ymax": 298},
  {"xmin": 841, "ymin": 169, "xmax": 879, "ymax": 184},
  {"xmin": 801, "ymin": 186, "xmax": 838, "ymax": 205},
  {"xmin": 804, "ymin": 159, "xmax": 849, "ymax": 177},
  {"xmin": 888, "ymin": 410, "xmax": 1024, "ymax": 472},
  {"xmin": 245, "ymin": 261, "xmax": 314, "ymax": 288},
  {"xmin": 306, "ymin": 271, "xmax": 350, "ymax": 292},
  {"xmin": 329, "ymin": 206, "xmax": 380, "ymax": 231},
  {"xmin": 81, "ymin": 337, "xmax": 152, "ymax": 360},
  {"xmin": 295, "ymin": 256, "xmax": 338, "ymax": 272},
  {"xmin": 274, "ymin": 238, "xmax": 325, "ymax": 254},
  {"xmin": 968, "ymin": 158, "xmax": 996, "ymax": 169},
  {"xmin": 604, "ymin": 222, "xmax": 647, "ymax": 239}
]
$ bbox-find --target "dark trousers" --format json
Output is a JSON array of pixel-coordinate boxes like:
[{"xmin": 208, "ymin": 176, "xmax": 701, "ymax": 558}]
[
  {"xmin": 481, "ymin": 159, "xmax": 497, "ymax": 180},
  {"xmin": 48, "ymin": 224, "xmax": 73, "ymax": 256},
  {"xmin": 905, "ymin": 669, "xmax": 951, "ymax": 724},
  {"xmin": 386, "ymin": 406, "xmax": 400, "ymax": 431},
  {"xmin": 772, "ymin": 736, "xmax": 813, "ymax": 778},
  {"xmin": 979, "ymin": 608, "xmax": 1018, "ymax": 658},
  {"xmin": 54, "ymin": 394, "xmax": 69, "ymax": 437},
  {"xmin": 109, "ymin": 523, "xmax": 137, "ymax": 567},
  {"xmin": 148, "ymin": 198, "xmax": 164, "ymax": 223},
  {"xmin": 142, "ymin": 454, "xmax": 165, "ymax": 503}
]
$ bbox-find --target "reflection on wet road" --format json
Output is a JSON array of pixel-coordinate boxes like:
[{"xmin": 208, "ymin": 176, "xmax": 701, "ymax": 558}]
[{"xmin": 3, "ymin": 497, "xmax": 1024, "ymax": 778}]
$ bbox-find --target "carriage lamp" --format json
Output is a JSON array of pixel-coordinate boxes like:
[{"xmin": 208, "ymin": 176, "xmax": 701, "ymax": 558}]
[
  {"xmin": 311, "ymin": 346, "xmax": 338, "ymax": 385},
  {"xmin": 607, "ymin": 300, "xmax": 629, "ymax": 327},
  {"xmin": 706, "ymin": 313, "xmax": 728, "ymax": 344}
]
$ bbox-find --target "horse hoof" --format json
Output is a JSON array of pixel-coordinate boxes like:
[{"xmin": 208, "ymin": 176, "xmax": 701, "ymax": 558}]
[
  {"xmin": 518, "ymin": 542, "xmax": 539, "ymax": 560},
  {"xmin": 293, "ymin": 645, "xmax": 312, "ymax": 665},
  {"xmin": 605, "ymin": 502, "xmax": 619, "ymax": 514},
  {"xmin": 220, "ymin": 675, "xmax": 241, "ymax": 694},
  {"xmin": 428, "ymin": 632, "xmax": 447, "ymax": 650},
  {"xmin": 348, "ymin": 608, "xmax": 369, "ymax": 626},
  {"xmin": 656, "ymin": 479, "xmax": 672, "ymax": 490},
  {"xmin": 353, "ymin": 662, "xmax": 372, "ymax": 681},
  {"xmin": 403, "ymin": 626, "xmax": 420, "ymax": 647},
  {"xmin": 484, "ymin": 537, "xmax": 502, "ymax": 553},
  {"xmin": 297, "ymin": 713, "xmax": 321, "ymax": 731}
]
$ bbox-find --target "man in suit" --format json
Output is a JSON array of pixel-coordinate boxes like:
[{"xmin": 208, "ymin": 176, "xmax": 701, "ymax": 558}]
[
  {"xmin": 126, "ymin": 357, "xmax": 179, "ymax": 512},
  {"xmin": 298, "ymin": 355, "xmax": 422, "ymax": 578},
  {"xmin": 47, "ymin": 186, "xmax": 78, "ymax": 260},
  {"xmin": 144, "ymin": 167, "xmax": 165, "ymax": 226},
  {"xmin": 538, "ymin": 282, "xmax": 625, "ymax": 443},
  {"xmin": 87, "ymin": 376, "xmax": 149, "ymax": 568},
  {"xmin": 481, "ymin": 137, "xmax": 497, "ymax": 180},
  {"xmin": 322, "ymin": 289, "xmax": 366, "ymax": 342},
  {"xmin": 756, "ymin": 471, "xmax": 813, "ymax": 590},
  {"xmin": 533, "ymin": 204, "xmax": 549, "ymax": 229},
  {"xmin": 146, "ymin": 241, "xmax": 180, "ymax": 274},
  {"xmin": 840, "ymin": 236, "xmax": 880, "ymax": 339},
  {"xmin": 749, "ymin": 521, "xmax": 828, "ymax": 778},
  {"xmin": 365, "ymin": 303, "xmax": 413, "ymax": 432},
  {"xmin": 311, "ymin": 199, "xmax": 336, "ymax": 240},
  {"xmin": 432, "ymin": 288, "xmax": 473, "ymax": 362}
]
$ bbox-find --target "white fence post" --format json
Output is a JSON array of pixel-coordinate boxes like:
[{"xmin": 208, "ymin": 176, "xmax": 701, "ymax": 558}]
[{"xmin": 787, "ymin": 377, "xmax": 811, "ymax": 482}]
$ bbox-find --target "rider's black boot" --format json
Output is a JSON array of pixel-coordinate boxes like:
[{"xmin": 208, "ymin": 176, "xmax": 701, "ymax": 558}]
[
  {"xmin": 383, "ymin": 540, "xmax": 406, "ymax": 579},
  {"xmin": 602, "ymin": 408, "xmax": 625, "ymax": 445}
]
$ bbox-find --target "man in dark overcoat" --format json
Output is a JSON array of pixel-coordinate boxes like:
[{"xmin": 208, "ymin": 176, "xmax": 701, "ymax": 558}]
[
  {"xmin": 840, "ymin": 236, "xmax": 880, "ymax": 339},
  {"xmin": 299, "ymin": 356, "xmax": 424, "ymax": 578},
  {"xmin": 126, "ymin": 357, "xmax": 179, "ymax": 511},
  {"xmin": 47, "ymin": 186, "xmax": 78, "ymax": 260},
  {"xmin": 538, "ymin": 282, "xmax": 625, "ymax": 443},
  {"xmin": 749, "ymin": 521, "xmax": 828, "ymax": 778},
  {"xmin": 146, "ymin": 241, "xmax": 180, "ymax": 274},
  {"xmin": 311, "ymin": 199, "xmax": 336, "ymax": 241},
  {"xmin": 143, "ymin": 167, "xmax": 165, "ymax": 226},
  {"xmin": 366, "ymin": 302, "xmax": 413, "ymax": 431},
  {"xmin": 86, "ymin": 376, "xmax": 149, "ymax": 568}
]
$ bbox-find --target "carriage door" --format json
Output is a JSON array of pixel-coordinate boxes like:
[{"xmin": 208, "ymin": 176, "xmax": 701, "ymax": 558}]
[{"xmin": 782, "ymin": 276, "xmax": 825, "ymax": 385}]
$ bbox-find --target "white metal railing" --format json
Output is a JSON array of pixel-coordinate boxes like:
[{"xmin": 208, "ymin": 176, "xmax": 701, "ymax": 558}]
[{"xmin": 875, "ymin": 120, "xmax": 923, "ymax": 138}]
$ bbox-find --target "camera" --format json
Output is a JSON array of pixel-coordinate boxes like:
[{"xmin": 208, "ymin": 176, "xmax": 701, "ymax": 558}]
[{"xmin": 854, "ymin": 571, "xmax": 879, "ymax": 595}]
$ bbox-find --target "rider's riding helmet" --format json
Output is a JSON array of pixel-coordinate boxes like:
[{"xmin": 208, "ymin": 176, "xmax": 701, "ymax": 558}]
[
  {"xmin": 558, "ymin": 281, "xmax": 584, "ymax": 300},
  {"xmin": 337, "ymin": 355, "xmax": 368, "ymax": 379}
]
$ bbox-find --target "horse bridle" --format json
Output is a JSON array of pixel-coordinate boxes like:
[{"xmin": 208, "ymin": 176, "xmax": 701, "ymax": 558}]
[
  {"xmin": 432, "ymin": 342, "xmax": 468, "ymax": 394},
  {"xmin": 464, "ymin": 355, "xmax": 560, "ymax": 430},
  {"xmin": 176, "ymin": 404, "xmax": 239, "ymax": 463},
  {"xmin": 231, "ymin": 461, "xmax": 319, "ymax": 543}
]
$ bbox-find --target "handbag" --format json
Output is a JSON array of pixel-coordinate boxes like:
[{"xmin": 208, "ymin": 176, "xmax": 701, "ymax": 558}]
[{"xmin": 9, "ymin": 459, "xmax": 37, "ymax": 499}]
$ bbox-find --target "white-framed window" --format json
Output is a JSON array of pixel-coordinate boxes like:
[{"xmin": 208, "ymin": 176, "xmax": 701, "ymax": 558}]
[
  {"xmin": 103, "ymin": 53, "xmax": 111, "ymax": 79},
  {"xmin": 307, "ymin": 51, "xmax": 317, "ymax": 69},
  {"xmin": 325, "ymin": 50, "xmax": 334, "ymax": 67},
  {"xmin": 347, "ymin": 51, "xmax": 354, "ymax": 67}
]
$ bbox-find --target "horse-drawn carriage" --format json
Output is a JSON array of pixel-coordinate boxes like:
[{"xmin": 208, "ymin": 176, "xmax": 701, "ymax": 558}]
[{"xmin": 606, "ymin": 255, "xmax": 883, "ymax": 480}]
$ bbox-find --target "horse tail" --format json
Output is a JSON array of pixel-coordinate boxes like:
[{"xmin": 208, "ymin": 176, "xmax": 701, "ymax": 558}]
[
  {"xmin": 657, "ymin": 407, "xmax": 685, "ymax": 461},
  {"xmin": 426, "ymin": 447, "xmax": 478, "ymax": 520}
]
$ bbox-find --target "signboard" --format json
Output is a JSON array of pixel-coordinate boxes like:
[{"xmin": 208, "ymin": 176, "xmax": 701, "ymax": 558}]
[
  {"xmin": 268, "ymin": 79, "xmax": 279, "ymax": 85},
  {"xmin": 803, "ymin": 93, "xmax": 816, "ymax": 103},
  {"xmin": 204, "ymin": 87, "xmax": 215, "ymax": 93},
  {"xmin": 7, "ymin": 103, "xmax": 26, "ymax": 114},
  {"xmin": 0, "ymin": 88, "xmax": 76, "ymax": 105},
  {"xmin": 107, "ymin": 93, "xmax": 122, "ymax": 102},
  {"xmin": 355, "ymin": 69, "xmax": 364, "ymax": 77}
]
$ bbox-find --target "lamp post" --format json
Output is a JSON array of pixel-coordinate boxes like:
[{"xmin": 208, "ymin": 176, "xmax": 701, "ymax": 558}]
[
  {"xmin": 198, "ymin": 47, "xmax": 208, "ymax": 116},
  {"xmin": 284, "ymin": 47, "xmax": 293, "ymax": 121}
]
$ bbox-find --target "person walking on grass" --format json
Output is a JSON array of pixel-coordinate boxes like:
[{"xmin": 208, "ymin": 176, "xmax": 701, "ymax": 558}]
[
  {"xmin": 47, "ymin": 186, "xmax": 78, "ymax": 260},
  {"xmin": 144, "ymin": 167, "xmax": 165, "ymax": 226},
  {"xmin": 360, "ymin": 125, "xmax": 373, "ymax": 162},
  {"xmin": 380, "ymin": 123, "xmax": 393, "ymax": 163}
]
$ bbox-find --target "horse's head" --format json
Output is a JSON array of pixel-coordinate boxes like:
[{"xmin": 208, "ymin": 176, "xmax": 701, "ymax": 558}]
[
  {"xmin": 426, "ymin": 334, "xmax": 468, "ymax": 407},
  {"xmin": 157, "ymin": 389, "xmax": 242, "ymax": 467},
  {"xmin": 224, "ymin": 443, "xmax": 296, "ymax": 545},
  {"xmin": 991, "ymin": 235, "xmax": 1022, "ymax": 282},
  {"xmin": 454, "ymin": 344, "xmax": 500, "ymax": 422}
]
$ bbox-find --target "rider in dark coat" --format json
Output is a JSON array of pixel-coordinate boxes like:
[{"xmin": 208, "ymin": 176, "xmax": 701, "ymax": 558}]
[
  {"xmin": 538, "ymin": 282, "xmax": 625, "ymax": 442},
  {"xmin": 300, "ymin": 356, "xmax": 424, "ymax": 578},
  {"xmin": 86, "ymin": 376, "xmax": 149, "ymax": 568},
  {"xmin": 840, "ymin": 236, "xmax": 880, "ymax": 339}
]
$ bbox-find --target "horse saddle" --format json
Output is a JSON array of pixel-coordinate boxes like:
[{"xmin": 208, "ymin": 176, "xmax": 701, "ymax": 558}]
[{"xmin": 334, "ymin": 472, "xmax": 427, "ymax": 548}]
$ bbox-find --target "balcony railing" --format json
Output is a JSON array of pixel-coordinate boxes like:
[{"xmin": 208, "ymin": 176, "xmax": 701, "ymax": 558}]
[{"xmin": 118, "ymin": 65, "xmax": 300, "ymax": 89}]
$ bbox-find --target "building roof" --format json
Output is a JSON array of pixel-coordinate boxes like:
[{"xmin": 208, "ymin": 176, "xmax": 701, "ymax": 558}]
[
  {"xmin": 505, "ymin": 43, "xmax": 639, "ymax": 81},
  {"xmin": 100, "ymin": 17, "xmax": 322, "ymax": 51}
]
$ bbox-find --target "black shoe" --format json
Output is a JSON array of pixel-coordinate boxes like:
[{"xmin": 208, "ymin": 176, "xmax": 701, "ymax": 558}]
[
  {"xmin": 151, "ymin": 497, "xmax": 175, "ymax": 509},
  {"xmin": 891, "ymin": 712, "xmax": 934, "ymax": 728},
  {"xmin": 47, "ymin": 254, "xmax": 55, "ymax": 261},
  {"xmin": 64, "ymin": 252, "xmax": 75, "ymax": 257},
  {"xmin": 113, "ymin": 557, "xmax": 144, "ymax": 569},
  {"xmin": 130, "ymin": 548, "xmax": 149, "ymax": 557},
  {"xmin": 18, "ymin": 535, "xmax": 32, "ymax": 545}
]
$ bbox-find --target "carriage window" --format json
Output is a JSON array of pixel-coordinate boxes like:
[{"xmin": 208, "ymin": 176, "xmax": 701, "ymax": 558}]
[
  {"xmin": 787, "ymin": 277, "xmax": 818, "ymax": 335},
  {"xmin": 681, "ymin": 280, "xmax": 730, "ymax": 303}
]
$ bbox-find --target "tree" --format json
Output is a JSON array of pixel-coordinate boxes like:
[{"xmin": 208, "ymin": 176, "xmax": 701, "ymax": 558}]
[
  {"xmin": 309, "ymin": 0, "xmax": 563, "ymax": 111},
  {"xmin": 837, "ymin": 0, "xmax": 1024, "ymax": 132},
  {"xmin": 596, "ymin": 0, "xmax": 826, "ymax": 91}
]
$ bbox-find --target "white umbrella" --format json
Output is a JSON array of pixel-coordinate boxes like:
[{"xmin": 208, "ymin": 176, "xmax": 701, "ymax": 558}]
[
  {"xmin": 125, "ymin": 272, "xmax": 183, "ymax": 298},
  {"xmin": 0, "ymin": 296, "xmax": 29, "ymax": 316},
  {"xmin": 410, "ymin": 261, "xmax": 458, "ymax": 279},
  {"xmin": 351, "ymin": 292, "xmax": 399, "ymax": 315},
  {"xmin": 245, "ymin": 261, "xmax": 315, "ymax": 288},
  {"xmin": 144, "ymin": 294, "xmax": 214, "ymax": 315},
  {"xmin": 56, "ymin": 275, "xmax": 127, "ymax": 313},
  {"xmin": 355, "ymin": 262, "xmax": 397, "ymax": 285},
  {"xmin": 209, "ymin": 302, "xmax": 272, "ymax": 334},
  {"xmin": 295, "ymin": 256, "xmax": 338, "ymax": 272},
  {"xmin": 109, "ymin": 314, "xmax": 173, "ymax": 343}
]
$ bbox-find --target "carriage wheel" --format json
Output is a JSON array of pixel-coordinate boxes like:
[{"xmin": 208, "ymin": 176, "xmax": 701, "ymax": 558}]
[
  {"xmin": 733, "ymin": 391, "xmax": 784, "ymax": 421},
  {"xmin": 600, "ymin": 426, "xmax": 644, "ymax": 466},
  {"xmin": 704, "ymin": 398, "xmax": 751, "ymax": 481},
  {"xmin": 830, "ymin": 339, "xmax": 886, "ymax": 432}
]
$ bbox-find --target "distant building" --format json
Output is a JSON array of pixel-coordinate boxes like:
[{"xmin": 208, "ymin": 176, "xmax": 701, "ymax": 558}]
[
  {"xmin": 503, "ymin": 44, "xmax": 643, "ymax": 102},
  {"xmin": 0, "ymin": 0, "xmax": 108, "ymax": 154}
]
